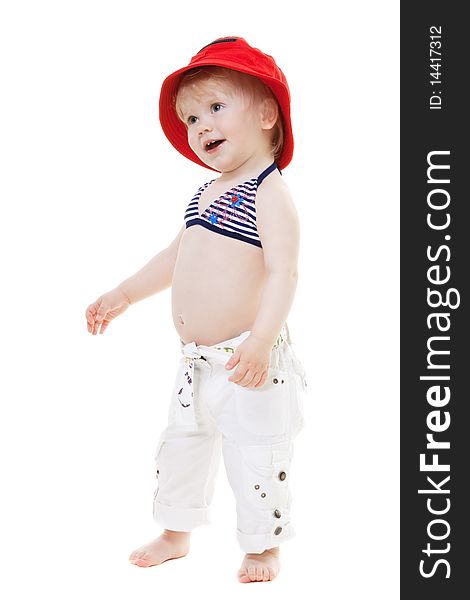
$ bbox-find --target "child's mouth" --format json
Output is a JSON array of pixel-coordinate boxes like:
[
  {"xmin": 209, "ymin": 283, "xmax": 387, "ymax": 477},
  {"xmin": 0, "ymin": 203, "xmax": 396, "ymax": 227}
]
[{"xmin": 204, "ymin": 139, "xmax": 225, "ymax": 153}]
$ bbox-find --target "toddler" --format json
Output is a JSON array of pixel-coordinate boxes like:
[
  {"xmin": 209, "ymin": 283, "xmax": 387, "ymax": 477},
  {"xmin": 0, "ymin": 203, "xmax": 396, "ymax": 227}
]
[{"xmin": 85, "ymin": 36, "xmax": 307, "ymax": 583}]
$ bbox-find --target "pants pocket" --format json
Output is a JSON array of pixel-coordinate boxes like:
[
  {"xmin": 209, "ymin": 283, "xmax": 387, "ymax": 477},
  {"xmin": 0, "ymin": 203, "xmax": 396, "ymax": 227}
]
[
  {"xmin": 234, "ymin": 367, "xmax": 290, "ymax": 436},
  {"xmin": 290, "ymin": 350, "xmax": 308, "ymax": 394},
  {"xmin": 238, "ymin": 442, "xmax": 293, "ymax": 538}
]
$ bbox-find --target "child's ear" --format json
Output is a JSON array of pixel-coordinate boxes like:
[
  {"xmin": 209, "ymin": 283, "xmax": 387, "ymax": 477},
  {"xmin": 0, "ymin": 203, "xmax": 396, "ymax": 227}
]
[{"xmin": 259, "ymin": 98, "xmax": 279, "ymax": 130}]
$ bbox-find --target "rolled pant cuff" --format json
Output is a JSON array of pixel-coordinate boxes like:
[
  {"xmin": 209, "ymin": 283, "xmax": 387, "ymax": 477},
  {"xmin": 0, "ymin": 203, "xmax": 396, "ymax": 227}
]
[
  {"xmin": 153, "ymin": 501, "xmax": 210, "ymax": 531},
  {"xmin": 237, "ymin": 522, "xmax": 296, "ymax": 554}
]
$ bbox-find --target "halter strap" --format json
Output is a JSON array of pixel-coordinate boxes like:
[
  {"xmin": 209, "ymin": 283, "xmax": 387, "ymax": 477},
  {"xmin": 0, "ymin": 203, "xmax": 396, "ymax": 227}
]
[{"xmin": 257, "ymin": 162, "xmax": 282, "ymax": 187}]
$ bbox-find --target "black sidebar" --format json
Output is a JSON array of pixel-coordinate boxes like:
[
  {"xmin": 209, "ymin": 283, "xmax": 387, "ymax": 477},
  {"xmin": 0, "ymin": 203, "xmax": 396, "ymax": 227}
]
[{"xmin": 401, "ymin": 2, "xmax": 469, "ymax": 598}]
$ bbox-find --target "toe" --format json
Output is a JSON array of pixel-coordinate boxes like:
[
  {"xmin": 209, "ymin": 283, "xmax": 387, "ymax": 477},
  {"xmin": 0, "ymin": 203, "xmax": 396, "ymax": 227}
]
[
  {"xmin": 129, "ymin": 550, "xmax": 153, "ymax": 567},
  {"xmin": 129, "ymin": 548, "xmax": 143, "ymax": 560},
  {"xmin": 263, "ymin": 568, "xmax": 270, "ymax": 581},
  {"xmin": 237, "ymin": 566, "xmax": 251, "ymax": 583},
  {"xmin": 133, "ymin": 559, "xmax": 150, "ymax": 568}
]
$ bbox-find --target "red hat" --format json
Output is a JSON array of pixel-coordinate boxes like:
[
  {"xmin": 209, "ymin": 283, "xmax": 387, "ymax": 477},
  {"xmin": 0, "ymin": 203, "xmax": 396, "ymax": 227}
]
[{"xmin": 158, "ymin": 37, "xmax": 294, "ymax": 172}]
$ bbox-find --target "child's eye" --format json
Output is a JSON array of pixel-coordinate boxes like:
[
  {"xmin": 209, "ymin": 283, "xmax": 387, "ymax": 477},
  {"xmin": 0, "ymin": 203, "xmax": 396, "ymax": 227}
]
[
  {"xmin": 211, "ymin": 103, "xmax": 223, "ymax": 113},
  {"xmin": 187, "ymin": 116, "xmax": 197, "ymax": 125}
]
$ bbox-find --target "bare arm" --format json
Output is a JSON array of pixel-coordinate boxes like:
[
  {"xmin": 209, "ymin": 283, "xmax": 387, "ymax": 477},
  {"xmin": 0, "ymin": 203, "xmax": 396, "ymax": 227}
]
[
  {"xmin": 116, "ymin": 224, "xmax": 185, "ymax": 304},
  {"xmin": 223, "ymin": 180, "xmax": 299, "ymax": 387},
  {"xmin": 250, "ymin": 181, "xmax": 299, "ymax": 347}
]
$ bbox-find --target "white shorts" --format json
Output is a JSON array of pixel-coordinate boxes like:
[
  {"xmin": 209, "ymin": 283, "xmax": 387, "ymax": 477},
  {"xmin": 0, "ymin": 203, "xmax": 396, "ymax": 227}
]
[{"xmin": 152, "ymin": 323, "xmax": 308, "ymax": 554}]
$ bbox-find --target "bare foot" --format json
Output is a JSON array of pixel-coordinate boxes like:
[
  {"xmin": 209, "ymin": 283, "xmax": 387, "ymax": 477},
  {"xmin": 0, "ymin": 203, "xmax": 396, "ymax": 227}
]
[
  {"xmin": 237, "ymin": 547, "xmax": 280, "ymax": 583},
  {"xmin": 129, "ymin": 530, "xmax": 190, "ymax": 568}
]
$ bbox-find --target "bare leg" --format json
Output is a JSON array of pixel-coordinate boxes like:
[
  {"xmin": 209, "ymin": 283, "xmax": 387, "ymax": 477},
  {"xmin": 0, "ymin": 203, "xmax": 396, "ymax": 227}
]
[{"xmin": 129, "ymin": 529, "xmax": 191, "ymax": 568}]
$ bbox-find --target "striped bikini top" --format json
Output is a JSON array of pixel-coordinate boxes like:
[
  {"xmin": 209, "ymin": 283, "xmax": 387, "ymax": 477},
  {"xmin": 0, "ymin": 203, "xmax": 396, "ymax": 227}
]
[{"xmin": 184, "ymin": 161, "xmax": 281, "ymax": 248}]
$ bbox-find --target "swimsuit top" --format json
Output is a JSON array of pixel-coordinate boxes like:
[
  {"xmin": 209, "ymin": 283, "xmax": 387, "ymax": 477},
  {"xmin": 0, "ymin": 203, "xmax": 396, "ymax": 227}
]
[{"xmin": 184, "ymin": 161, "xmax": 281, "ymax": 248}]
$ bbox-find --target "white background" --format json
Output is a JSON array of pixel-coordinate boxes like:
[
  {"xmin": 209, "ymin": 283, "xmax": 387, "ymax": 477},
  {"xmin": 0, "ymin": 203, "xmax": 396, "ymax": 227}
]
[{"xmin": 0, "ymin": 1, "xmax": 399, "ymax": 598}]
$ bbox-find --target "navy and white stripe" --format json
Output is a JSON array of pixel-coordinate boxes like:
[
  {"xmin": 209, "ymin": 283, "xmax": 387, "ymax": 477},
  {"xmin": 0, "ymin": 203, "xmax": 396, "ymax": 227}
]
[{"xmin": 184, "ymin": 162, "xmax": 280, "ymax": 248}]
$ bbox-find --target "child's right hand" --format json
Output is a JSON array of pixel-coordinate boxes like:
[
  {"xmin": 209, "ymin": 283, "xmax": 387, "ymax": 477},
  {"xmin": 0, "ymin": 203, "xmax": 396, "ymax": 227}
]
[{"xmin": 85, "ymin": 288, "xmax": 130, "ymax": 335}]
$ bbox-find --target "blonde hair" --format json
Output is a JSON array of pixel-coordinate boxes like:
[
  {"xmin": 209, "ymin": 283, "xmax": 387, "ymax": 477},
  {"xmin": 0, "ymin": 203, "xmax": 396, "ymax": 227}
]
[{"xmin": 174, "ymin": 66, "xmax": 284, "ymax": 163}]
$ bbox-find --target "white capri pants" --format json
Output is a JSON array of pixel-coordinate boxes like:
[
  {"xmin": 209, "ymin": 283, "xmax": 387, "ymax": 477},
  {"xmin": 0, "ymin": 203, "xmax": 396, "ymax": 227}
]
[{"xmin": 152, "ymin": 323, "xmax": 308, "ymax": 554}]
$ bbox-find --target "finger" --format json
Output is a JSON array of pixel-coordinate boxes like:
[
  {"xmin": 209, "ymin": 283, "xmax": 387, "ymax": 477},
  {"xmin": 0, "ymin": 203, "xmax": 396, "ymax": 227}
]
[
  {"xmin": 99, "ymin": 320, "xmax": 110, "ymax": 334},
  {"xmin": 85, "ymin": 305, "xmax": 97, "ymax": 326},
  {"xmin": 93, "ymin": 317, "xmax": 103, "ymax": 335},
  {"xmin": 244, "ymin": 375, "xmax": 259, "ymax": 388},
  {"xmin": 97, "ymin": 316, "xmax": 109, "ymax": 334},
  {"xmin": 228, "ymin": 366, "xmax": 248, "ymax": 384},
  {"xmin": 250, "ymin": 370, "xmax": 264, "ymax": 387},
  {"xmin": 95, "ymin": 307, "xmax": 106, "ymax": 322},
  {"xmin": 236, "ymin": 369, "xmax": 258, "ymax": 387},
  {"xmin": 225, "ymin": 353, "xmax": 240, "ymax": 371},
  {"xmin": 94, "ymin": 309, "xmax": 108, "ymax": 332},
  {"xmin": 253, "ymin": 370, "xmax": 268, "ymax": 388}
]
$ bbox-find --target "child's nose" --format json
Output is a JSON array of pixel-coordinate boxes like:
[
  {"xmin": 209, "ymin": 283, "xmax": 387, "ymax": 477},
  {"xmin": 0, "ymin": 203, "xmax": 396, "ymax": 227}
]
[{"xmin": 197, "ymin": 119, "xmax": 212, "ymax": 135}]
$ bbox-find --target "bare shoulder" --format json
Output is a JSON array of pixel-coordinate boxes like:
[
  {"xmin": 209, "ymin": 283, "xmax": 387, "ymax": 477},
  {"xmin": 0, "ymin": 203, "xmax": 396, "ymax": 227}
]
[
  {"xmin": 256, "ymin": 172, "xmax": 299, "ymax": 223},
  {"xmin": 255, "ymin": 171, "xmax": 300, "ymax": 259}
]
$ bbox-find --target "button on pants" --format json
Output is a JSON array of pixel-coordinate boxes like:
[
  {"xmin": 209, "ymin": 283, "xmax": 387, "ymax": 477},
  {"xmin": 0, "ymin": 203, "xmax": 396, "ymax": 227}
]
[{"xmin": 152, "ymin": 325, "xmax": 307, "ymax": 554}]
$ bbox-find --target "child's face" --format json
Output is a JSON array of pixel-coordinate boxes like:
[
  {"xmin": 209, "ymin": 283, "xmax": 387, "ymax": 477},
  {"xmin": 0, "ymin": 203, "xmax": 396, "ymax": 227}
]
[{"xmin": 177, "ymin": 80, "xmax": 267, "ymax": 173}]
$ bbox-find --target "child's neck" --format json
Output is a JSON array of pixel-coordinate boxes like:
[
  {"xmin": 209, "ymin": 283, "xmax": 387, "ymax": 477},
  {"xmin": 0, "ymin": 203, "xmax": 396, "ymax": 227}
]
[{"xmin": 217, "ymin": 155, "xmax": 276, "ymax": 184}]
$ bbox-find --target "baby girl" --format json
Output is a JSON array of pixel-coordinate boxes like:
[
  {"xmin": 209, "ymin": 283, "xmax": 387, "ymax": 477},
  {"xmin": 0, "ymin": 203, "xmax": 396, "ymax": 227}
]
[{"xmin": 85, "ymin": 36, "xmax": 307, "ymax": 583}]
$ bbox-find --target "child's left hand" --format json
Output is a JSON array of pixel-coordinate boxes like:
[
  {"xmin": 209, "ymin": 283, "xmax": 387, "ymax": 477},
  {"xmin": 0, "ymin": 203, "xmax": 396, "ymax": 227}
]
[{"xmin": 225, "ymin": 334, "xmax": 273, "ymax": 388}]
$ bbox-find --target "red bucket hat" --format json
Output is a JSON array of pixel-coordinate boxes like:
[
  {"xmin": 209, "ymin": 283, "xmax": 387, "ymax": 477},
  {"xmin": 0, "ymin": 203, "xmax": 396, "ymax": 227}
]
[{"xmin": 159, "ymin": 36, "xmax": 294, "ymax": 172}]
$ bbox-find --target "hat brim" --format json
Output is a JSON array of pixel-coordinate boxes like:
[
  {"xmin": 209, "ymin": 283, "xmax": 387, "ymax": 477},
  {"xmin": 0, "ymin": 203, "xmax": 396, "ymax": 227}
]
[{"xmin": 159, "ymin": 59, "xmax": 294, "ymax": 172}]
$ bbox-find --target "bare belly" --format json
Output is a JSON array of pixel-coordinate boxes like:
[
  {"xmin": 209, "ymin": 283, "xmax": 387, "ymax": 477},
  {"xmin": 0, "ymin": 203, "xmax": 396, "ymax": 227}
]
[{"xmin": 171, "ymin": 226, "xmax": 266, "ymax": 345}]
